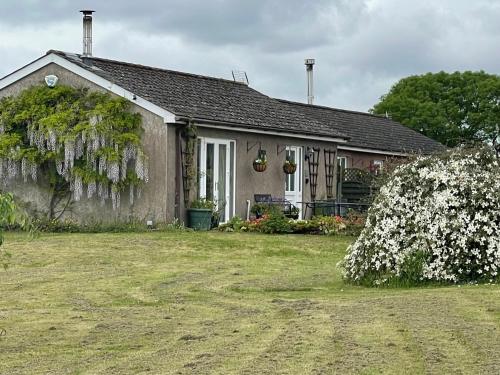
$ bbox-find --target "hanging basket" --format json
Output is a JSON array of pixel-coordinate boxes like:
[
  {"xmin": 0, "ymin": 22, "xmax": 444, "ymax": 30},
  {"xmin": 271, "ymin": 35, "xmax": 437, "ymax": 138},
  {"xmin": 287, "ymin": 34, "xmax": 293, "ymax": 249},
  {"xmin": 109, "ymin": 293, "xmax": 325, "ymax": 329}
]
[
  {"xmin": 253, "ymin": 161, "xmax": 267, "ymax": 172},
  {"xmin": 283, "ymin": 163, "xmax": 297, "ymax": 174},
  {"xmin": 253, "ymin": 149, "xmax": 267, "ymax": 172}
]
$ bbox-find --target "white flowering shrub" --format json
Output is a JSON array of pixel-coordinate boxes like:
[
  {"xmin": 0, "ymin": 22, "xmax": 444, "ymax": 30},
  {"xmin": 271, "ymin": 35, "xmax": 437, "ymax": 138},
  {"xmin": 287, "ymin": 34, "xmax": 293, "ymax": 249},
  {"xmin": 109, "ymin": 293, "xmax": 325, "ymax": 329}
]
[{"xmin": 341, "ymin": 147, "xmax": 500, "ymax": 285}]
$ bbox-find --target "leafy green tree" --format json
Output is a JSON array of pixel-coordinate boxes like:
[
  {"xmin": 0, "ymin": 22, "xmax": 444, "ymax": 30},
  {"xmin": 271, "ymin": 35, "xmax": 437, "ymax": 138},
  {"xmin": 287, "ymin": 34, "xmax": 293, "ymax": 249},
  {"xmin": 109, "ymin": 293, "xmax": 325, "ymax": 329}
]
[{"xmin": 372, "ymin": 71, "xmax": 500, "ymax": 147}]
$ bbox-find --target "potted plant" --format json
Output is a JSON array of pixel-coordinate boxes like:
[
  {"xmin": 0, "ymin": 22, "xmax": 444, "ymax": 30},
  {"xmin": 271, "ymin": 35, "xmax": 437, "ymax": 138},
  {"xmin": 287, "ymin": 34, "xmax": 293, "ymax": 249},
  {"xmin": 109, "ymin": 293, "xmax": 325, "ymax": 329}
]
[
  {"xmin": 253, "ymin": 150, "xmax": 267, "ymax": 172},
  {"xmin": 283, "ymin": 156, "xmax": 297, "ymax": 174},
  {"xmin": 187, "ymin": 198, "xmax": 215, "ymax": 230}
]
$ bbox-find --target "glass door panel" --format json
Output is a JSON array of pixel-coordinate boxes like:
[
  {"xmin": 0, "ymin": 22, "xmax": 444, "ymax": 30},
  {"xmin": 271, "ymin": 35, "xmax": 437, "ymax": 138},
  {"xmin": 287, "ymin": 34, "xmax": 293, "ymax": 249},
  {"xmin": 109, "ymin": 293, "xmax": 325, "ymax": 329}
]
[
  {"xmin": 206, "ymin": 143, "xmax": 214, "ymax": 200},
  {"xmin": 197, "ymin": 138, "xmax": 235, "ymax": 223},
  {"xmin": 285, "ymin": 149, "xmax": 296, "ymax": 193},
  {"xmin": 217, "ymin": 144, "xmax": 227, "ymax": 222},
  {"xmin": 285, "ymin": 146, "xmax": 303, "ymax": 219}
]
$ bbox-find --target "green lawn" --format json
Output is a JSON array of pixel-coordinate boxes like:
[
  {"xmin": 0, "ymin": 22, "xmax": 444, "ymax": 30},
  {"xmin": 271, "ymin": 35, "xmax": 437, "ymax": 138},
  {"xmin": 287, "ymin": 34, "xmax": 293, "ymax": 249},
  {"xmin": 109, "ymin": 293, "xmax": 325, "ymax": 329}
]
[{"xmin": 0, "ymin": 232, "xmax": 499, "ymax": 374}]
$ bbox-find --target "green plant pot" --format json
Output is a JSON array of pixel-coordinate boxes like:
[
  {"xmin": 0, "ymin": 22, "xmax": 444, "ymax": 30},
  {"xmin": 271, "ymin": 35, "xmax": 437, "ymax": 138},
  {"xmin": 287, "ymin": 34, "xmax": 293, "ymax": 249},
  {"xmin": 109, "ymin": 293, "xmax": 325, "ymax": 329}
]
[{"xmin": 187, "ymin": 208, "xmax": 212, "ymax": 231}]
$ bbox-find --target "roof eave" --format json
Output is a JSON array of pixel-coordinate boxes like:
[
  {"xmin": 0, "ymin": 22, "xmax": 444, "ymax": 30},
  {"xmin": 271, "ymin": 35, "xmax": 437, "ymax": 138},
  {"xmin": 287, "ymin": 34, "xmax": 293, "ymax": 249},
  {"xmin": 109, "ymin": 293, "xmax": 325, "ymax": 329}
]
[
  {"xmin": 174, "ymin": 115, "xmax": 349, "ymax": 144},
  {"xmin": 0, "ymin": 52, "xmax": 176, "ymax": 124},
  {"xmin": 338, "ymin": 144, "xmax": 443, "ymax": 157}
]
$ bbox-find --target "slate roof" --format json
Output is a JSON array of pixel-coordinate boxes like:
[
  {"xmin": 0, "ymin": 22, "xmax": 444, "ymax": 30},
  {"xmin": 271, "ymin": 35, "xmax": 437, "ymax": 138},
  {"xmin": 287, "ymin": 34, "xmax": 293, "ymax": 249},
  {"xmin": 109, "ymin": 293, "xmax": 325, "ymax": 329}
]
[
  {"xmin": 49, "ymin": 50, "xmax": 443, "ymax": 154},
  {"xmin": 279, "ymin": 100, "xmax": 445, "ymax": 154},
  {"xmin": 49, "ymin": 50, "xmax": 346, "ymax": 140}
]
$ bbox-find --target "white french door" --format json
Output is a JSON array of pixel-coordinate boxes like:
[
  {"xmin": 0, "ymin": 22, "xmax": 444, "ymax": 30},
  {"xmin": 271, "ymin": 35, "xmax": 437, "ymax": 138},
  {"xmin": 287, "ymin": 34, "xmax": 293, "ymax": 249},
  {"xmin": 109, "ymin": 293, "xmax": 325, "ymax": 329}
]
[
  {"xmin": 198, "ymin": 137, "xmax": 235, "ymax": 223},
  {"xmin": 285, "ymin": 146, "xmax": 303, "ymax": 218}
]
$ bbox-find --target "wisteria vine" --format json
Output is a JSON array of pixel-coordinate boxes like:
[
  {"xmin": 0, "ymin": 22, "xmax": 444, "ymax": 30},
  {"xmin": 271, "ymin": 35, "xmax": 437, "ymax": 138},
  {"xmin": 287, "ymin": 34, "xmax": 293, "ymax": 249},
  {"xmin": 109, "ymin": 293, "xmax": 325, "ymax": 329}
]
[{"xmin": 0, "ymin": 85, "xmax": 148, "ymax": 213}]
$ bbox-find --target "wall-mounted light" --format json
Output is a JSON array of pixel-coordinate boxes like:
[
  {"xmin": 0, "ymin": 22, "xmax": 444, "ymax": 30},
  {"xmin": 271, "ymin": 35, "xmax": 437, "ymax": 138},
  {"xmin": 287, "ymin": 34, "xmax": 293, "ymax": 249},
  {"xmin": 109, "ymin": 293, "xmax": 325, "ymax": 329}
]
[{"xmin": 305, "ymin": 146, "xmax": 315, "ymax": 161}]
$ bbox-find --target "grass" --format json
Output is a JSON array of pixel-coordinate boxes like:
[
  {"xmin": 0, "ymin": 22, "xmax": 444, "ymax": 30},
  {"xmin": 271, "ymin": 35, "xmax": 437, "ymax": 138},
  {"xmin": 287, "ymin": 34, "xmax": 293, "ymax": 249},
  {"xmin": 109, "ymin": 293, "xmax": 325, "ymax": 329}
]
[{"xmin": 0, "ymin": 232, "xmax": 499, "ymax": 374}]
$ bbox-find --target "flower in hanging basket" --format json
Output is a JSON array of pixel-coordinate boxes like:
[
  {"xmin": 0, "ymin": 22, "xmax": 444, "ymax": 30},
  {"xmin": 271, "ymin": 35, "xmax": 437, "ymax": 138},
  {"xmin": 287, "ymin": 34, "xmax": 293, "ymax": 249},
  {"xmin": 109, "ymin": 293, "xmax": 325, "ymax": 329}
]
[
  {"xmin": 283, "ymin": 157, "xmax": 297, "ymax": 174},
  {"xmin": 253, "ymin": 150, "xmax": 267, "ymax": 172}
]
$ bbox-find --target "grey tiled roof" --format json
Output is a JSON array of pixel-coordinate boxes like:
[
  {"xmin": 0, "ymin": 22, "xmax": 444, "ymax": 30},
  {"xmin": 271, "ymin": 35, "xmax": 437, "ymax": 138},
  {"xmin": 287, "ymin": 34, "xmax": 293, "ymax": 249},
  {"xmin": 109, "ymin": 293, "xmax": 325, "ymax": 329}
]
[
  {"xmin": 50, "ymin": 51, "xmax": 346, "ymax": 140},
  {"xmin": 279, "ymin": 100, "xmax": 445, "ymax": 154},
  {"xmin": 50, "ymin": 50, "xmax": 443, "ymax": 154}
]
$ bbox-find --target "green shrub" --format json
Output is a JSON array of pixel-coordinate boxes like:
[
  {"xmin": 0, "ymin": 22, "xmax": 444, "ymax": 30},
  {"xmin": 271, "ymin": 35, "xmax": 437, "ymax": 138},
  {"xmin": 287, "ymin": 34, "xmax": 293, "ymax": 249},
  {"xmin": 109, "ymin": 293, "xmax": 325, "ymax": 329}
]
[
  {"xmin": 218, "ymin": 216, "xmax": 246, "ymax": 232},
  {"xmin": 288, "ymin": 219, "xmax": 320, "ymax": 234},
  {"xmin": 189, "ymin": 198, "xmax": 216, "ymax": 210},
  {"xmin": 250, "ymin": 203, "xmax": 282, "ymax": 217},
  {"xmin": 23, "ymin": 217, "xmax": 188, "ymax": 233},
  {"xmin": 254, "ymin": 213, "xmax": 293, "ymax": 234},
  {"xmin": 343, "ymin": 210, "xmax": 367, "ymax": 236},
  {"xmin": 0, "ymin": 193, "xmax": 30, "ymax": 269}
]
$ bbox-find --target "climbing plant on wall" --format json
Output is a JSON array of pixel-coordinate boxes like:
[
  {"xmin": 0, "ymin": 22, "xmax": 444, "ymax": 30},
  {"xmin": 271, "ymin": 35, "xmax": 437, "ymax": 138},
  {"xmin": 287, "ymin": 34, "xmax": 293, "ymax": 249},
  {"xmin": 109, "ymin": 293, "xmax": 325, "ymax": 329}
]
[
  {"xmin": 0, "ymin": 84, "xmax": 148, "ymax": 218},
  {"xmin": 181, "ymin": 120, "xmax": 197, "ymax": 204}
]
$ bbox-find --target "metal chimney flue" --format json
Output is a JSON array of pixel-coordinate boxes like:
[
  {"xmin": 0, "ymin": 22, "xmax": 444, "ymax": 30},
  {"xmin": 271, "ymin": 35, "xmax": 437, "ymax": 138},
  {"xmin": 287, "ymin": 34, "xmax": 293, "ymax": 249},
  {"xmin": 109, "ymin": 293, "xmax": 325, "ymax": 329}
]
[
  {"xmin": 80, "ymin": 10, "xmax": 95, "ymax": 57},
  {"xmin": 305, "ymin": 59, "xmax": 315, "ymax": 105}
]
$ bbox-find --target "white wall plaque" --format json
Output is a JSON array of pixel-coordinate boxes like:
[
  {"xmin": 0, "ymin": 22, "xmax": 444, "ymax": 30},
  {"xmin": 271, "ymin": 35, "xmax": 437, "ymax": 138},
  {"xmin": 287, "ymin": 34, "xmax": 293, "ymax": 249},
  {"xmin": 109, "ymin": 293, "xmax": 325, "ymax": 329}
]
[{"xmin": 44, "ymin": 75, "xmax": 59, "ymax": 87}]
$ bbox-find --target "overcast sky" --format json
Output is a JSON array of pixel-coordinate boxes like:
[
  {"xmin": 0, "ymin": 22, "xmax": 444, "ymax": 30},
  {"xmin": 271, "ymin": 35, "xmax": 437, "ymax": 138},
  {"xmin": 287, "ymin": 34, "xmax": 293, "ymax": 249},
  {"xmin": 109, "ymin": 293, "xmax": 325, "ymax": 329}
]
[{"xmin": 1, "ymin": 0, "xmax": 499, "ymax": 111}]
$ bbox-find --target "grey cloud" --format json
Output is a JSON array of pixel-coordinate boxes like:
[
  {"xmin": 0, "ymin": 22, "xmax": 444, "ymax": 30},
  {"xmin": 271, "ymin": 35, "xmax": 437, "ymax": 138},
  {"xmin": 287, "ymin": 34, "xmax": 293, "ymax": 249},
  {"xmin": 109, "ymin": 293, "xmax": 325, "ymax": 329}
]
[
  {"xmin": 1, "ymin": 0, "xmax": 500, "ymax": 112},
  {"xmin": 0, "ymin": 0, "xmax": 364, "ymax": 52}
]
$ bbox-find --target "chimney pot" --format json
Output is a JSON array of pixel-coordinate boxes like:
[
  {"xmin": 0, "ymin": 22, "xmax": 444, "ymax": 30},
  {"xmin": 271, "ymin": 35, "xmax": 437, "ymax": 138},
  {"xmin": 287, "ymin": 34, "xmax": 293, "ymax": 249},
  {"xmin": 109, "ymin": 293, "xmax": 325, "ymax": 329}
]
[
  {"xmin": 305, "ymin": 59, "xmax": 315, "ymax": 104},
  {"xmin": 80, "ymin": 10, "xmax": 95, "ymax": 57}
]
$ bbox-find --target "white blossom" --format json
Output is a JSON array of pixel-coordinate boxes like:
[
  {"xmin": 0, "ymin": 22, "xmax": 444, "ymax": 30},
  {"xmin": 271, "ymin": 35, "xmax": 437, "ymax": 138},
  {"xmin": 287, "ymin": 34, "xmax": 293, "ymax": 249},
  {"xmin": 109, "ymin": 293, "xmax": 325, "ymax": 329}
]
[
  {"xmin": 98, "ymin": 181, "xmax": 108, "ymax": 200},
  {"xmin": 30, "ymin": 163, "xmax": 37, "ymax": 181},
  {"xmin": 129, "ymin": 184, "xmax": 134, "ymax": 205},
  {"xmin": 48, "ymin": 130, "xmax": 57, "ymax": 152},
  {"xmin": 73, "ymin": 175, "xmax": 83, "ymax": 201},
  {"xmin": 7, "ymin": 159, "xmax": 18, "ymax": 179},
  {"xmin": 21, "ymin": 158, "xmax": 29, "ymax": 182},
  {"xmin": 64, "ymin": 140, "xmax": 75, "ymax": 173},
  {"xmin": 87, "ymin": 180, "xmax": 96, "ymax": 199},
  {"xmin": 342, "ymin": 147, "xmax": 500, "ymax": 285},
  {"xmin": 111, "ymin": 186, "xmax": 120, "ymax": 210},
  {"xmin": 107, "ymin": 161, "xmax": 120, "ymax": 184},
  {"xmin": 1, "ymin": 111, "xmax": 148, "ymax": 211},
  {"xmin": 98, "ymin": 156, "xmax": 107, "ymax": 175}
]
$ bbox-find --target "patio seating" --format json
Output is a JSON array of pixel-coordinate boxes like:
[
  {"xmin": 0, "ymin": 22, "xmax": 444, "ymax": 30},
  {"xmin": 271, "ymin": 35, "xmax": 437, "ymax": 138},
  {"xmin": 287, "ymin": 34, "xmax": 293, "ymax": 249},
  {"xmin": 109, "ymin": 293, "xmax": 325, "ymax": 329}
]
[
  {"xmin": 253, "ymin": 194, "xmax": 297, "ymax": 218},
  {"xmin": 299, "ymin": 199, "xmax": 370, "ymax": 218}
]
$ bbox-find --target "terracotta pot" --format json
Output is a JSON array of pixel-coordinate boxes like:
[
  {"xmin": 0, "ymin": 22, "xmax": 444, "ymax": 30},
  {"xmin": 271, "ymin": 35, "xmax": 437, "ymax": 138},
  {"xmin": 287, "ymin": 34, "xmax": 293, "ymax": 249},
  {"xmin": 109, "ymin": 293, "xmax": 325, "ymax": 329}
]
[
  {"xmin": 253, "ymin": 162, "xmax": 267, "ymax": 172},
  {"xmin": 283, "ymin": 163, "xmax": 297, "ymax": 174}
]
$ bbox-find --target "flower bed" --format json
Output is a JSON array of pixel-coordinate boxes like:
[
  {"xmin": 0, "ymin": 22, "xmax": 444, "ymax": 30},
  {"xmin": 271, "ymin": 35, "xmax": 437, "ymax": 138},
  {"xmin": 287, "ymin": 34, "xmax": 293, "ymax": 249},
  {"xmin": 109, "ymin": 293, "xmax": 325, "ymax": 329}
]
[
  {"xmin": 218, "ymin": 212, "xmax": 365, "ymax": 236},
  {"xmin": 341, "ymin": 146, "xmax": 500, "ymax": 286}
]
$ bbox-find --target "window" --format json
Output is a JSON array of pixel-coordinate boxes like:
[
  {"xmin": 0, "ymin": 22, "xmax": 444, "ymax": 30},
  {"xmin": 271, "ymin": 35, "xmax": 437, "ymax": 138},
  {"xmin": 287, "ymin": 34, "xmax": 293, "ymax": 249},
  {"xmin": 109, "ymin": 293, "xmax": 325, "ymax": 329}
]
[
  {"xmin": 372, "ymin": 160, "xmax": 384, "ymax": 175},
  {"xmin": 337, "ymin": 156, "xmax": 347, "ymax": 170}
]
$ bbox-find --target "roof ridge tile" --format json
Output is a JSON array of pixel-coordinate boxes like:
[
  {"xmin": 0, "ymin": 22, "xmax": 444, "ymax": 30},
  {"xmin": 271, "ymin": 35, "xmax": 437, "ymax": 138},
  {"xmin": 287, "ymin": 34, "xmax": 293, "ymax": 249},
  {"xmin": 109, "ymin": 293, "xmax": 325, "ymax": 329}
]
[{"xmin": 48, "ymin": 50, "xmax": 247, "ymax": 86}]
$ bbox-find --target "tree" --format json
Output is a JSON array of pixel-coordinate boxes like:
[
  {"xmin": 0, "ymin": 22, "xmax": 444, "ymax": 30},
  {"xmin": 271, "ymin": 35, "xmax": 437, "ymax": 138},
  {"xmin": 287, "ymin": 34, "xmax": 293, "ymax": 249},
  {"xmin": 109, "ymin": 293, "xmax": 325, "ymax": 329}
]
[
  {"xmin": 372, "ymin": 71, "xmax": 500, "ymax": 147},
  {"xmin": 0, "ymin": 85, "xmax": 148, "ymax": 219}
]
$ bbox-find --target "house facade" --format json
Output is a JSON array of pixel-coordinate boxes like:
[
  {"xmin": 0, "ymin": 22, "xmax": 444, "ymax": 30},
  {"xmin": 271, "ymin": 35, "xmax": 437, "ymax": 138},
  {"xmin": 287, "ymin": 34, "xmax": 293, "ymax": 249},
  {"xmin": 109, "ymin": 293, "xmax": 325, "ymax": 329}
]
[{"xmin": 0, "ymin": 51, "xmax": 443, "ymax": 224}]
